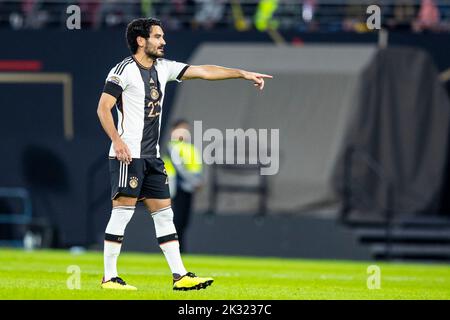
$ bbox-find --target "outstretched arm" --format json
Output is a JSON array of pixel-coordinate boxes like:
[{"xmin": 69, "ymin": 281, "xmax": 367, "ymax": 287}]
[{"xmin": 181, "ymin": 65, "xmax": 273, "ymax": 90}]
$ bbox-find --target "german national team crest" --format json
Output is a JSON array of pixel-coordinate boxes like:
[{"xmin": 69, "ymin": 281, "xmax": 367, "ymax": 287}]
[
  {"xmin": 150, "ymin": 88, "xmax": 160, "ymax": 100},
  {"xmin": 129, "ymin": 176, "xmax": 139, "ymax": 189}
]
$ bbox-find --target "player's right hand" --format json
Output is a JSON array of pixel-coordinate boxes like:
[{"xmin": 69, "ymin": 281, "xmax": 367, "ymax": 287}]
[
  {"xmin": 241, "ymin": 70, "xmax": 273, "ymax": 90},
  {"xmin": 113, "ymin": 138, "xmax": 132, "ymax": 165}
]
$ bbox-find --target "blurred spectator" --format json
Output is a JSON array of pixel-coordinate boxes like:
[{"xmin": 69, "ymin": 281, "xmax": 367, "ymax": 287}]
[
  {"xmin": 342, "ymin": 2, "xmax": 368, "ymax": 32},
  {"xmin": 0, "ymin": 0, "xmax": 23, "ymax": 29},
  {"xmin": 254, "ymin": 0, "xmax": 279, "ymax": 31},
  {"xmin": 94, "ymin": 0, "xmax": 140, "ymax": 28},
  {"xmin": 413, "ymin": 0, "xmax": 441, "ymax": 32},
  {"xmin": 79, "ymin": 0, "xmax": 102, "ymax": 29},
  {"xmin": 302, "ymin": 0, "xmax": 316, "ymax": 24},
  {"xmin": 17, "ymin": 0, "xmax": 72, "ymax": 29},
  {"xmin": 386, "ymin": 0, "xmax": 416, "ymax": 31},
  {"xmin": 299, "ymin": 0, "xmax": 319, "ymax": 32},
  {"xmin": 192, "ymin": 0, "xmax": 226, "ymax": 29},
  {"xmin": 159, "ymin": 0, "xmax": 194, "ymax": 30},
  {"xmin": 21, "ymin": 0, "xmax": 50, "ymax": 29},
  {"xmin": 141, "ymin": 0, "xmax": 154, "ymax": 18},
  {"xmin": 278, "ymin": 0, "xmax": 301, "ymax": 30},
  {"xmin": 1, "ymin": 0, "xmax": 450, "ymax": 33},
  {"xmin": 230, "ymin": 0, "xmax": 250, "ymax": 31}
]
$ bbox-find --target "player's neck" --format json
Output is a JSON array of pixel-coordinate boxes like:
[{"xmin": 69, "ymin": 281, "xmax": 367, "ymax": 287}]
[{"xmin": 133, "ymin": 53, "xmax": 154, "ymax": 69}]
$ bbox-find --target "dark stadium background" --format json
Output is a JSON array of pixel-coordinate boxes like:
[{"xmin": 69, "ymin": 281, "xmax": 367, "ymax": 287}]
[{"xmin": 1, "ymin": 0, "xmax": 450, "ymax": 263}]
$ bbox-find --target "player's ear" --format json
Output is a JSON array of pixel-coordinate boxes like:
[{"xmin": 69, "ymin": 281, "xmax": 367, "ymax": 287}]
[{"xmin": 136, "ymin": 36, "xmax": 146, "ymax": 48}]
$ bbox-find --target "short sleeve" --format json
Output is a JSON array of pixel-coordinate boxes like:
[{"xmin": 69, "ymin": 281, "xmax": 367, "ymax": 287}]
[
  {"xmin": 164, "ymin": 59, "xmax": 190, "ymax": 83},
  {"xmin": 103, "ymin": 62, "xmax": 130, "ymax": 98}
]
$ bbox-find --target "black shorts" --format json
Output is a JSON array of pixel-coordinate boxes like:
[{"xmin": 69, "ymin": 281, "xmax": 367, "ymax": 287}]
[{"xmin": 109, "ymin": 157, "xmax": 170, "ymax": 200}]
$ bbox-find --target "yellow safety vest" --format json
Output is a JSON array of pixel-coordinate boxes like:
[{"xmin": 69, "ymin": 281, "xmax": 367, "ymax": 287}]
[
  {"xmin": 254, "ymin": 0, "xmax": 279, "ymax": 31},
  {"xmin": 167, "ymin": 141, "xmax": 202, "ymax": 174}
]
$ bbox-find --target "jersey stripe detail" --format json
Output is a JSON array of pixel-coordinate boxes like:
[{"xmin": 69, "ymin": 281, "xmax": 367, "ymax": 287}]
[
  {"xmin": 119, "ymin": 162, "xmax": 123, "ymax": 187},
  {"xmin": 176, "ymin": 65, "xmax": 190, "ymax": 80},
  {"xmin": 116, "ymin": 59, "xmax": 133, "ymax": 75},
  {"xmin": 122, "ymin": 163, "xmax": 125, "ymax": 187},
  {"xmin": 113, "ymin": 57, "xmax": 132, "ymax": 74},
  {"xmin": 119, "ymin": 162, "xmax": 128, "ymax": 188},
  {"xmin": 113, "ymin": 57, "xmax": 132, "ymax": 73},
  {"xmin": 113, "ymin": 61, "xmax": 124, "ymax": 74},
  {"xmin": 119, "ymin": 161, "xmax": 125, "ymax": 188}
]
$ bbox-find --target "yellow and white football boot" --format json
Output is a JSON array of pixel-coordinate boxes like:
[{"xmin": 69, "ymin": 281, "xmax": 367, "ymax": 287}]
[
  {"xmin": 173, "ymin": 272, "xmax": 214, "ymax": 291},
  {"xmin": 101, "ymin": 277, "xmax": 137, "ymax": 290}
]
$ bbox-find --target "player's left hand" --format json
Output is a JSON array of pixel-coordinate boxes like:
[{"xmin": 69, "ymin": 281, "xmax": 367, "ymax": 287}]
[{"xmin": 242, "ymin": 71, "xmax": 273, "ymax": 90}]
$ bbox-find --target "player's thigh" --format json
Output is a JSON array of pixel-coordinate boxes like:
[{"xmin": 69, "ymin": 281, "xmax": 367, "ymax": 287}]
[
  {"xmin": 140, "ymin": 158, "xmax": 171, "ymax": 212},
  {"xmin": 109, "ymin": 157, "xmax": 145, "ymax": 204}
]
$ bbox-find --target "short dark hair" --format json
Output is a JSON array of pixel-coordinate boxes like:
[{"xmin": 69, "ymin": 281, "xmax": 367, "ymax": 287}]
[
  {"xmin": 126, "ymin": 18, "xmax": 162, "ymax": 54},
  {"xmin": 171, "ymin": 119, "xmax": 190, "ymax": 129}
]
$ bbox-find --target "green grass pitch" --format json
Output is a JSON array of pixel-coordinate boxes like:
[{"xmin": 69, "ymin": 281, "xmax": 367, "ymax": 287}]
[{"xmin": 0, "ymin": 248, "xmax": 449, "ymax": 300}]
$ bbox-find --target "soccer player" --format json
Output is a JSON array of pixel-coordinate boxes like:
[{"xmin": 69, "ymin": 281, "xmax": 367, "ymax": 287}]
[{"xmin": 97, "ymin": 17, "xmax": 272, "ymax": 291}]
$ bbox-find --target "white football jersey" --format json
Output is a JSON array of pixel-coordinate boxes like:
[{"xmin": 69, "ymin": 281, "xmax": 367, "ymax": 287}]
[{"xmin": 103, "ymin": 56, "xmax": 188, "ymax": 159}]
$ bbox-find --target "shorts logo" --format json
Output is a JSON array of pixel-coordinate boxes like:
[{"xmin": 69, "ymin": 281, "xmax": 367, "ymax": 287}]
[
  {"xmin": 129, "ymin": 176, "xmax": 139, "ymax": 189},
  {"xmin": 150, "ymin": 88, "xmax": 160, "ymax": 100},
  {"xmin": 165, "ymin": 177, "xmax": 169, "ymax": 184}
]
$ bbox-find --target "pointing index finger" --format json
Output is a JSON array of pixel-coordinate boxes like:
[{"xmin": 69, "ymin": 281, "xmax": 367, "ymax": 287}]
[{"xmin": 256, "ymin": 73, "xmax": 273, "ymax": 79}]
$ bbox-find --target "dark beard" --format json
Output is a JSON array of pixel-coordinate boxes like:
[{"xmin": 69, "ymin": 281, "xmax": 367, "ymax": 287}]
[{"xmin": 145, "ymin": 47, "xmax": 164, "ymax": 60}]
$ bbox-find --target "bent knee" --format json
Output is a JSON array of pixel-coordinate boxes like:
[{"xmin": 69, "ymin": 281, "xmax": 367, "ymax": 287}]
[
  {"xmin": 113, "ymin": 196, "xmax": 138, "ymax": 208},
  {"xmin": 144, "ymin": 198, "xmax": 171, "ymax": 213}
]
